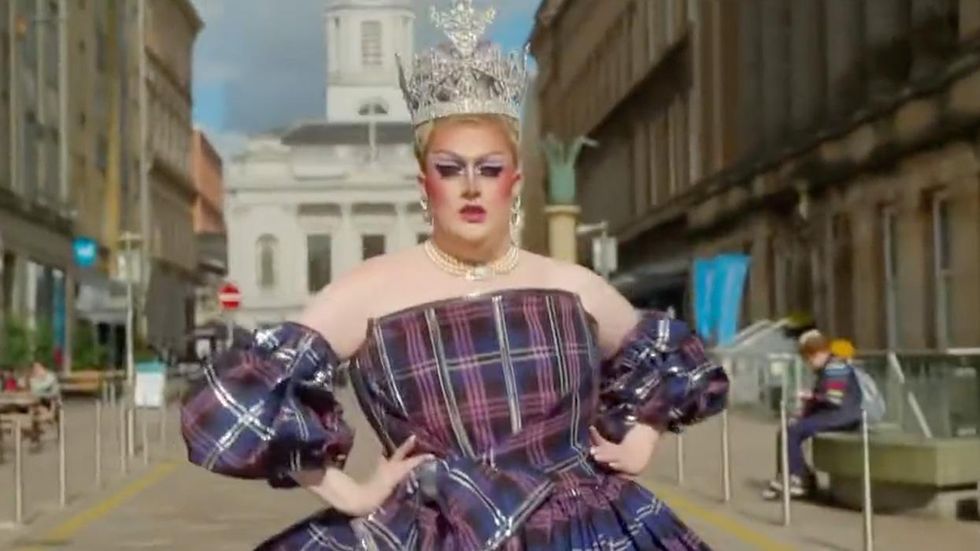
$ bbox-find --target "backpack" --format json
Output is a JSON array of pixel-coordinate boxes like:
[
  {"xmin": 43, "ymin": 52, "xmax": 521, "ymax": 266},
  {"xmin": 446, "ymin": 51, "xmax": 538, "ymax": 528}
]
[{"xmin": 853, "ymin": 366, "xmax": 886, "ymax": 424}]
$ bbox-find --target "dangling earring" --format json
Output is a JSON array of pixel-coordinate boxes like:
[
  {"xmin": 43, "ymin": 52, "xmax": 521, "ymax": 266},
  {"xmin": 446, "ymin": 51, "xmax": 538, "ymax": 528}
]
[
  {"xmin": 420, "ymin": 195, "xmax": 432, "ymax": 225},
  {"xmin": 509, "ymin": 195, "xmax": 523, "ymax": 244}
]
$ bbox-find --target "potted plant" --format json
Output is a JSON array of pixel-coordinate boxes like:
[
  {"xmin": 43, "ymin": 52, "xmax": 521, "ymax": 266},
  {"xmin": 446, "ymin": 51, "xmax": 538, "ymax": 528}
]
[
  {"xmin": 71, "ymin": 320, "xmax": 108, "ymax": 371},
  {"xmin": 1, "ymin": 317, "xmax": 34, "ymax": 372}
]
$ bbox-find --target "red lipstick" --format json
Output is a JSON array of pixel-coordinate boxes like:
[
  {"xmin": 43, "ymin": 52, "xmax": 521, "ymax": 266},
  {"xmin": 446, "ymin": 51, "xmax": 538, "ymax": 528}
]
[{"xmin": 459, "ymin": 205, "xmax": 487, "ymax": 223}]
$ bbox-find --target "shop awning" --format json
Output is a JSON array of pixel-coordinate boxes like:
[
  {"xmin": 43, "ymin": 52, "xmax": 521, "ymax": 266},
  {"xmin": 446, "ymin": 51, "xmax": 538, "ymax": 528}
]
[{"xmin": 612, "ymin": 257, "xmax": 690, "ymax": 300}]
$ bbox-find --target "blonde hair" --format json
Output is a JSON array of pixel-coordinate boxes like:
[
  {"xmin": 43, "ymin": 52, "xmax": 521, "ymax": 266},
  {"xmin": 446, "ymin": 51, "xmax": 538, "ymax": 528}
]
[{"xmin": 413, "ymin": 114, "xmax": 520, "ymax": 164}]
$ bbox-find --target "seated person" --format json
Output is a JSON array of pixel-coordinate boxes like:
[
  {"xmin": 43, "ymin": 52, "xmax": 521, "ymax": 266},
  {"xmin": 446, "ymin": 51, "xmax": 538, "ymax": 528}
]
[
  {"xmin": 28, "ymin": 362, "xmax": 61, "ymax": 410},
  {"xmin": 763, "ymin": 330, "xmax": 862, "ymax": 499}
]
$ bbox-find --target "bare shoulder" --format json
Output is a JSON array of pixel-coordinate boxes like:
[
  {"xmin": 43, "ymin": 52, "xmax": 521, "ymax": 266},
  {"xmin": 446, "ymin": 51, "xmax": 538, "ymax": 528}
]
[
  {"xmin": 522, "ymin": 251, "xmax": 608, "ymax": 297},
  {"xmin": 524, "ymin": 253, "xmax": 639, "ymax": 356},
  {"xmin": 298, "ymin": 247, "xmax": 421, "ymax": 358}
]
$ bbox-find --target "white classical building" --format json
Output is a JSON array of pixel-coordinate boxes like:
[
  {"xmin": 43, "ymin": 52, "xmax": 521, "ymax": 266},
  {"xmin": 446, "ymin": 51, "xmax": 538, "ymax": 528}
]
[{"xmin": 224, "ymin": 0, "xmax": 425, "ymax": 329}]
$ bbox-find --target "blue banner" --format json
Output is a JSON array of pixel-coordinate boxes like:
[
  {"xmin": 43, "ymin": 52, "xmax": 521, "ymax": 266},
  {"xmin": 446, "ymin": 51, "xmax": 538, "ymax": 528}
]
[
  {"xmin": 692, "ymin": 257, "xmax": 718, "ymax": 341},
  {"xmin": 713, "ymin": 254, "xmax": 751, "ymax": 346}
]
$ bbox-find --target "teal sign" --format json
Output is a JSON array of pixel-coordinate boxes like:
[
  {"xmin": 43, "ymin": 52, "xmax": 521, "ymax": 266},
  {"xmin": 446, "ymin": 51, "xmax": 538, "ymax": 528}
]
[{"xmin": 73, "ymin": 237, "xmax": 98, "ymax": 268}]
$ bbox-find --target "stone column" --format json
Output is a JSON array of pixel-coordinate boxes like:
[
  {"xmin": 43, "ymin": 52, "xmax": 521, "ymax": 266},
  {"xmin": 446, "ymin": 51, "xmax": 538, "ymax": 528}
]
[
  {"xmin": 910, "ymin": 0, "xmax": 957, "ymax": 81},
  {"xmin": 394, "ymin": 203, "xmax": 410, "ymax": 251},
  {"xmin": 949, "ymin": 175, "xmax": 980, "ymax": 347},
  {"xmin": 789, "ymin": 0, "xmax": 825, "ymax": 133},
  {"xmin": 339, "ymin": 204, "xmax": 355, "ymax": 276},
  {"xmin": 824, "ymin": 0, "xmax": 865, "ymax": 119},
  {"xmin": 759, "ymin": 0, "xmax": 789, "ymax": 147},
  {"xmin": 736, "ymin": 0, "xmax": 762, "ymax": 158},
  {"xmin": 850, "ymin": 202, "xmax": 882, "ymax": 349},
  {"xmin": 898, "ymin": 178, "xmax": 930, "ymax": 349},
  {"xmin": 864, "ymin": 0, "xmax": 909, "ymax": 98},
  {"xmin": 960, "ymin": 0, "xmax": 980, "ymax": 42},
  {"xmin": 544, "ymin": 205, "xmax": 581, "ymax": 264}
]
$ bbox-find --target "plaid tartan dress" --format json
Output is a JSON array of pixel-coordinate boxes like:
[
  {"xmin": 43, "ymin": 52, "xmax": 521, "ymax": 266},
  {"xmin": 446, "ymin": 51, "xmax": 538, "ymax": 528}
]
[{"xmin": 181, "ymin": 289, "xmax": 729, "ymax": 550}]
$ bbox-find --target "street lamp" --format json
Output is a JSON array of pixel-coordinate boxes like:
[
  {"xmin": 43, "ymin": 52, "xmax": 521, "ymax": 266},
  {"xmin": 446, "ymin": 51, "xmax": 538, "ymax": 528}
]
[
  {"xmin": 117, "ymin": 231, "xmax": 143, "ymax": 457},
  {"xmin": 577, "ymin": 221, "xmax": 617, "ymax": 281}
]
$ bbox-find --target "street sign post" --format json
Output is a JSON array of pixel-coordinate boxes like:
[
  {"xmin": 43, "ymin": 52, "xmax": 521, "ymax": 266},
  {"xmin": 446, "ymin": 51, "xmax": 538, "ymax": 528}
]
[{"xmin": 218, "ymin": 283, "xmax": 241, "ymax": 349}]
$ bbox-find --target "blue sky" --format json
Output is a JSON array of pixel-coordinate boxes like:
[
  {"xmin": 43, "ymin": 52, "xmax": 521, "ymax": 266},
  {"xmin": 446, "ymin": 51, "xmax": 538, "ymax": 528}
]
[{"xmin": 191, "ymin": 0, "xmax": 540, "ymax": 158}]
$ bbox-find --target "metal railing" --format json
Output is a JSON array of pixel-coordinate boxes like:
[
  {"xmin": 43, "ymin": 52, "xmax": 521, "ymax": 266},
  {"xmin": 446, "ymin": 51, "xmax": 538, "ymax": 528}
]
[
  {"xmin": 1, "ymin": 377, "xmax": 175, "ymax": 531},
  {"xmin": 718, "ymin": 349, "xmax": 980, "ymax": 439},
  {"xmin": 704, "ymin": 347, "xmax": 980, "ymax": 550}
]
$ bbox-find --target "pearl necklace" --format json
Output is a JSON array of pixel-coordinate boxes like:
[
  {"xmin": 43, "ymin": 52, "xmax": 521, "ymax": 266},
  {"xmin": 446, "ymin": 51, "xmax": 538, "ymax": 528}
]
[{"xmin": 423, "ymin": 240, "xmax": 520, "ymax": 281}]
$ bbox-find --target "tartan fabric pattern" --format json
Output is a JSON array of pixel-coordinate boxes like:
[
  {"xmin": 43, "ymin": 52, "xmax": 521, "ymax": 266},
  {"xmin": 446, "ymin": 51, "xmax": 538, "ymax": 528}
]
[
  {"xmin": 597, "ymin": 312, "xmax": 730, "ymax": 442},
  {"xmin": 181, "ymin": 289, "xmax": 725, "ymax": 550},
  {"xmin": 181, "ymin": 323, "xmax": 354, "ymax": 488}
]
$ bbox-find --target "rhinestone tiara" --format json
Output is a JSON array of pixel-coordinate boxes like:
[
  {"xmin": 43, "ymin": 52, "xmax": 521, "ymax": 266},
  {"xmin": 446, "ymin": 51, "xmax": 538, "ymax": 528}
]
[{"xmin": 397, "ymin": 0, "xmax": 529, "ymax": 127}]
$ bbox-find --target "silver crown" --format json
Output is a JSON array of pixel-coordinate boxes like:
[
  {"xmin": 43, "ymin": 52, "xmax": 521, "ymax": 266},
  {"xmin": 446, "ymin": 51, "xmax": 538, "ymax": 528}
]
[{"xmin": 397, "ymin": 0, "xmax": 529, "ymax": 127}]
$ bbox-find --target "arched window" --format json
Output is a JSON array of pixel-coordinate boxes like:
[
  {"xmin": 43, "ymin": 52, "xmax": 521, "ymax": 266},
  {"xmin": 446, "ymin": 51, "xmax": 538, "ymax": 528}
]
[
  {"xmin": 358, "ymin": 99, "xmax": 389, "ymax": 116},
  {"xmin": 256, "ymin": 235, "xmax": 278, "ymax": 289}
]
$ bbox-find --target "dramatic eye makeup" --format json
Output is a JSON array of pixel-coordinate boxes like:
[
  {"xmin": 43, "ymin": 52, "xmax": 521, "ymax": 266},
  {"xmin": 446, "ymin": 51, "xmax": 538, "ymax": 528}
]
[
  {"xmin": 434, "ymin": 159, "xmax": 465, "ymax": 178},
  {"xmin": 476, "ymin": 161, "xmax": 504, "ymax": 178},
  {"xmin": 428, "ymin": 152, "xmax": 509, "ymax": 179}
]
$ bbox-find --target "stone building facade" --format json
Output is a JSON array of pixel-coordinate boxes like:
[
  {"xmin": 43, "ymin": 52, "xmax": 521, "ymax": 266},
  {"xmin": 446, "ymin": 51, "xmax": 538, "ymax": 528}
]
[
  {"xmin": 191, "ymin": 129, "xmax": 226, "ymax": 325},
  {"xmin": 531, "ymin": 0, "xmax": 980, "ymax": 350},
  {"xmin": 141, "ymin": 0, "xmax": 202, "ymax": 348}
]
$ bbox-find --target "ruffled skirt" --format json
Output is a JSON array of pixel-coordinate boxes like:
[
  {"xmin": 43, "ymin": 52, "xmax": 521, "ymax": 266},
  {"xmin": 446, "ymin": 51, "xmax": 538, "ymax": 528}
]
[{"xmin": 257, "ymin": 476, "xmax": 710, "ymax": 551}]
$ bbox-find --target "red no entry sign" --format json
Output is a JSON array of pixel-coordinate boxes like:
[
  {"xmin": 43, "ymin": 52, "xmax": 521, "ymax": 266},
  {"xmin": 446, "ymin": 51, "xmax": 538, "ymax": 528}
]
[{"xmin": 218, "ymin": 282, "xmax": 242, "ymax": 310}]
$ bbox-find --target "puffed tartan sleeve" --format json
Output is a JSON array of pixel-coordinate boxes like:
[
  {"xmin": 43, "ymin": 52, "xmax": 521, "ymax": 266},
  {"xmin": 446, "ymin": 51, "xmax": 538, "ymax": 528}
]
[
  {"xmin": 180, "ymin": 322, "xmax": 354, "ymax": 489},
  {"xmin": 596, "ymin": 311, "xmax": 729, "ymax": 442}
]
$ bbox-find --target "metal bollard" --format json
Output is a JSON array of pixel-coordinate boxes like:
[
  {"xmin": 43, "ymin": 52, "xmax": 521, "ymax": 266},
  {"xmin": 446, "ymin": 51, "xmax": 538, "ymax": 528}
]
[
  {"xmin": 721, "ymin": 409, "xmax": 731, "ymax": 502},
  {"xmin": 127, "ymin": 386, "xmax": 136, "ymax": 458},
  {"xmin": 94, "ymin": 400, "xmax": 103, "ymax": 488},
  {"xmin": 861, "ymin": 409, "xmax": 875, "ymax": 551},
  {"xmin": 675, "ymin": 433, "xmax": 685, "ymax": 486},
  {"xmin": 12, "ymin": 419, "xmax": 25, "ymax": 524},
  {"xmin": 118, "ymin": 403, "xmax": 128, "ymax": 475},
  {"xmin": 109, "ymin": 381, "xmax": 117, "ymax": 407},
  {"xmin": 159, "ymin": 404, "xmax": 168, "ymax": 453},
  {"xmin": 779, "ymin": 402, "xmax": 791, "ymax": 526},
  {"xmin": 58, "ymin": 408, "xmax": 67, "ymax": 508},
  {"xmin": 141, "ymin": 408, "xmax": 150, "ymax": 466}
]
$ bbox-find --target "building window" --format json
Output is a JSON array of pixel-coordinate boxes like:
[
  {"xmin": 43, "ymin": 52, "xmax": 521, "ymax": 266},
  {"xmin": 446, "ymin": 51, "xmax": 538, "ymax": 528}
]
[
  {"xmin": 931, "ymin": 196, "xmax": 953, "ymax": 348},
  {"xmin": 256, "ymin": 235, "xmax": 278, "ymax": 289},
  {"xmin": 361, "ymin": 21, "xmax": 383, "ymax": 67},
  {"xmin": 881, "ymin": 207, "xmax": 901, "ymax": 348},
  {"xmin": 361, "ymin": 234, "xmax": 385, "ymax": 260},
  {"xmin": 307, "ymin": 234, "xmax": 332, "ymax": 292}
]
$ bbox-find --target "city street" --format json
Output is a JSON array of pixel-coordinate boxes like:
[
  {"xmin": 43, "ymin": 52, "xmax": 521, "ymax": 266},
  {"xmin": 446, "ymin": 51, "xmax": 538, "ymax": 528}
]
[{"xmin": 2, "ymin": 393, "xmax": 977, "ymax": 550}]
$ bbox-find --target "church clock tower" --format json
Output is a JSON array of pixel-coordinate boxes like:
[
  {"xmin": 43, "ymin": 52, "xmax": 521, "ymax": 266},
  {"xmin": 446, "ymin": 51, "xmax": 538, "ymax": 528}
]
[{"xmin": 324, "ymin": 0, "xmax": 415, "ymax": 122}]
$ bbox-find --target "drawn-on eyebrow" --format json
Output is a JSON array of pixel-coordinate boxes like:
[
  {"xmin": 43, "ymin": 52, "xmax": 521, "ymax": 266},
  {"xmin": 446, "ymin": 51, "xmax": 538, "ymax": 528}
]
[{"xmin": 429, "ymin": 150, "xmax": 508, "ymax": 164}]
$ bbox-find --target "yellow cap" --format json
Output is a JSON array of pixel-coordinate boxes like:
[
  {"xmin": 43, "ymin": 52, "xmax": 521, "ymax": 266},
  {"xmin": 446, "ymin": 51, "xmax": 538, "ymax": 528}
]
[{"xmin": 830, "ymin": 338, "xmax": 856, "ymax": 359}]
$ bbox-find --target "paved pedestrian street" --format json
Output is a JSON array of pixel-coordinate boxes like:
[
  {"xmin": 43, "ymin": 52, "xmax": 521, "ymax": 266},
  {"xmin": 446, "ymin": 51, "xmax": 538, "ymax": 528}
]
[{"xmin": 2, "ymin": 394, "xmax": 977, "ymax": 550}]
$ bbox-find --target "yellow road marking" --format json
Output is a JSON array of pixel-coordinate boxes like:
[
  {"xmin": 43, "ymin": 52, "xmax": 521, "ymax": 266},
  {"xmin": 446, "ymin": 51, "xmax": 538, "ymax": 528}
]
[
  {"xmin": 653, "ymin": 485, "xmax": 796, "ymax": 551},
  {"xmin": 17, "ymin": 462, "xmax": 178, "ymax": 550},
  {"xmin": 12, "ymin": 461, "xmax": 789, "ymax": 550}
]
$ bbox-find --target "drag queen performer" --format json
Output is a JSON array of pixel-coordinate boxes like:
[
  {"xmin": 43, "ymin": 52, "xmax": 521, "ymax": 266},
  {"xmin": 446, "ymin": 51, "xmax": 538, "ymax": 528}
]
[{"xmin": 181, "ymin": 1, "xmax": 729, "ymax": 549}]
